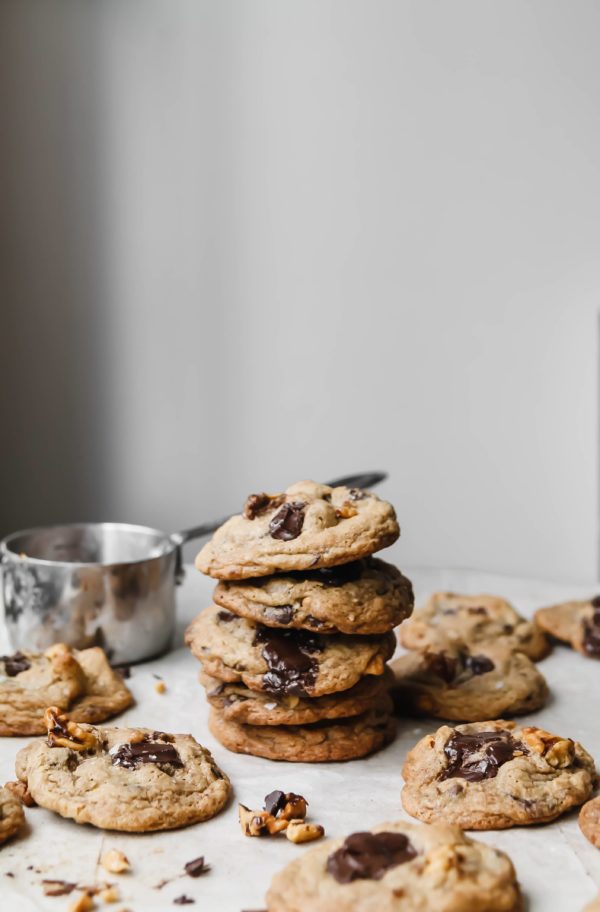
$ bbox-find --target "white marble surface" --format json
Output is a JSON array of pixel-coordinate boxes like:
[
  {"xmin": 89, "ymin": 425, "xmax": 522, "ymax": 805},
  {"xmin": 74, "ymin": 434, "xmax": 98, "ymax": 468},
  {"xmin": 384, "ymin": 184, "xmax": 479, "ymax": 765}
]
[{"xmin": 1, "ymin": 566, "xmax": 599, "ymax": 911}]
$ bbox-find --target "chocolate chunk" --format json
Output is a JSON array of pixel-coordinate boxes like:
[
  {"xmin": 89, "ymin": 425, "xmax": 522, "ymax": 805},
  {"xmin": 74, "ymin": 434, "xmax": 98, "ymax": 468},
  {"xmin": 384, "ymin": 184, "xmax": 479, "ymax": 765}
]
[
  {"xmin": 269, "ymin": 502, "xmax": 306, "ymax": 541},
  {"xmin": 425, "ymin": 653, "xmax": 457, "ymax": 683},
  {"xmin": 591, "ymin": 596, "xmax": 600, "ymax": 608},
  {"xmin": 583, "ymin": 608, "xmax": 600, "ymax": 656},
  {"xmin": 467, "ymin": 606, "xmax": 488, "ymax": 615},
  {"xmin": 326, "ymin": 831, "xmax": 417, "ymax": 884},
  {"xmin": 42, "ymin": 880, "xmax": 77, "ymax": 896},
  {"xmin": 264, "ymin": 605, "xmax": 295, "ymax": 625},
  {"xmin": 217, "ymin": 610, "xmax": 236, "ymax": 623},
  {"xmin": 440, "ymin": 730, "xmax": 527, "ymax": 782},
  {"xmin": 184, "ymin": 857, "xmax": 209, "ymax": 878},
  {"xmin": 253, "ymin": 627, "xmax": 323, "ymax": 696},
  {"xmin": 244, "ymin": 492, "xmax": 284, "ymax": 520},
  {"xmin": 0, "ymin": 652, "xmax": 31, "ymax": 676},
  {"xmin": 309, "ymin": 562, "xmax": 363, "ymax": 586},
  {"xmin": 348, "ymin": 488, "xmax": 368, "ymax": 501},
  {"xmin": 463, "ymin": 654, "xmax": 495, "ymax": 676},
  {"xmin": 114, "ymin": 665, "xmax": 131, "ymax": 679},
  {"xmin": 111, "ymin": 738, "xmax": 184, "ymax": 770},
  {"xmin": 173, "ymin": 896, "xmax": 195, "ymax": 905},
  {"xmin": 264, "ymin": 789, "xmax": 286, "ymax": 816},
  {"xmin": 305, "ymin": 614, "xmax": 329, "ymax": 630},
  {"xmin": 151, "ymin": 730, "xmax": 175, "ymax": 742}
]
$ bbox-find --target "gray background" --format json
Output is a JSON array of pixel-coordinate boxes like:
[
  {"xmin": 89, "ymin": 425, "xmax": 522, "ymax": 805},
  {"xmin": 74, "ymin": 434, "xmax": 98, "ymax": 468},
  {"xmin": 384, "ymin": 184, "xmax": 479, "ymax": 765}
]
[{"xmin": 1, "ymin": 1, "xmax": 599, "ymax": 581}]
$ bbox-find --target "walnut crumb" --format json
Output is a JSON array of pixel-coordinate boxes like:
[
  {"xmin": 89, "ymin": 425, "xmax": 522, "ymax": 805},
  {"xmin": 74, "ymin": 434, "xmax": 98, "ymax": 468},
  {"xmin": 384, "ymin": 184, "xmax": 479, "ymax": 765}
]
[
  {"xmin": 101, "ymin": 850, "xmax": 131, "ymax": 874},
  {"xmin": 154, "ymin": 680, "xmax": 167, "ymax": 694},
  {"xmin": 68, "ymin": 891, "xmax": 95, "ymax": 912},
  {"xmin": 100, "ymin": 886, "xmax": 120, "ymax": 903}
]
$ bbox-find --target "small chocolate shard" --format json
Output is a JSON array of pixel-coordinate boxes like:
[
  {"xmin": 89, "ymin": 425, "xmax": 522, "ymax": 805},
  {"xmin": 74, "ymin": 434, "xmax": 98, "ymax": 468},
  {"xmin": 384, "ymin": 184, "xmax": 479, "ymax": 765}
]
[
  {"xmin": 42, "ymin": 880, "xmax": 77, "ymax": 896},
  {"xmin": 269, "ymin": 502, "xmax": 306, "ymax": 541},
  {"xmin": 173, "ymin": 896, "xmax": 195, "ymax": 906},
  {"xmin": 264, "ymin": 790, "xmax": 286, "ymax": 816},
  {"xmin": 184, "ymin": 857, "xmax": 210, "ymax": 878},
  {"xmin": 0, "ymin": 652, "xmax": 31, "ymax": 676},
  {"xmin": 326, "ymin": 831, "xmax": 417, "ymax": 883}
]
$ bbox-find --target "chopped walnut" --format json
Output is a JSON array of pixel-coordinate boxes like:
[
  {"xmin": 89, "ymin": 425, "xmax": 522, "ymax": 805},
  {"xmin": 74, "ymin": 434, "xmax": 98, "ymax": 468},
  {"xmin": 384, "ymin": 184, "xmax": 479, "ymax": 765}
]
[
  {"xmin": 154, "ymin": 680, "xmax": 167, "ymax": 694},
  {"xmin": 335, "ymin": 501, "xmax": 358, "ymax": 519},
  {"xmin": 243, "ymin": 492, "xmax": 285, "ymax": 520},
  {"xmin": 521, "ymin": 727, "xmax": 573, "ymax": 765},
  {"xmin": 101, "ymin": 849, "xmax": 131, "ymax": 874},
  {"xmin": 5, "ymin": 779, "xmax": 36, "ymax": 807},
  {"xmin": 100, "ymin": 886, "xmax": 120, "ymax": 903},
  {"xmin": 45, "ymin": 707, "xmax": 97, "ymax": 751},
  {"xmin": 67, "ymin": 892, "xmax": 95, "ymax": 912},
  {"xmin": 285, "ymin": 820, "xmax": 324, "ymax": 844},
  {"xmin": 280, "ymin": 794, "xmax": 307, "ymax": 821},
  {"xmin": 239, "ymin": 804, "xmax": 270, "ymax": 837}
]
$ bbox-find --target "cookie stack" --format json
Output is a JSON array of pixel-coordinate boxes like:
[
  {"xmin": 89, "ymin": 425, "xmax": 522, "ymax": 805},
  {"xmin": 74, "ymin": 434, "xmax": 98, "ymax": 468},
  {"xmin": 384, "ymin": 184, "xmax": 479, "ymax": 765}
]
[{"xmin": 185, "ymin": 480, "xmax": 414, "ymax": 762}]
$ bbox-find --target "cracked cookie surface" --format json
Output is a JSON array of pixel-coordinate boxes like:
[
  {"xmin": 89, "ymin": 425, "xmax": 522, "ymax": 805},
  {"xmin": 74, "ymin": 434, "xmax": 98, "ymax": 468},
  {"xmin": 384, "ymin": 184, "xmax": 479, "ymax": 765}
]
[
  {"xmin": 186, "ymin": 604, "xmax": 395, "ymax": 697},
  {"xmin": 266, "ymin": 819, "xmax": 523, "ymax": 911},
  {"xmin": 535, "ymin": 597, "xmax": 600, "ymax": 659},
  {"xmin": 16, "ymin": 723, "xmax": 231, "ymax": 831},
  {"xmin": 391, "ymin": 644, "xmax": 548, "ymax": 722},
  {"xmin": 0, "ymin": 784, "xmax": 25, "ymax": 844},
  {"xmin": 201, "ymin": 670, "xmax": 390, "ymax": 725},
  {"xmin": 209, "ymin": 696, "xmax": 395, "ymax": 762},
  {"xmin": 401, "ymin": 720, "xmax": 595, "ymax": 830},
  {"xmin": 213, "ymin": 557, "xmax": 413, "ymax": 635},
  {"xmin": 399, "ymin": 592, "xmax": 550, "ymax": 661},
  {"xmin": 196, "ymin": 481, "xmax": 399, "ymax": 579}
]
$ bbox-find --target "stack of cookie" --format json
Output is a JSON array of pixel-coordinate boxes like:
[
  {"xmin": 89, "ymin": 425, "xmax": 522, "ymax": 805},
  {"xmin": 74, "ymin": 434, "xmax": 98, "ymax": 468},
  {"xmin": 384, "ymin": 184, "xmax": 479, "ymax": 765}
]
[{"xmin": 185, "ymin": 480, "xmax": 414, "ymax": 762}]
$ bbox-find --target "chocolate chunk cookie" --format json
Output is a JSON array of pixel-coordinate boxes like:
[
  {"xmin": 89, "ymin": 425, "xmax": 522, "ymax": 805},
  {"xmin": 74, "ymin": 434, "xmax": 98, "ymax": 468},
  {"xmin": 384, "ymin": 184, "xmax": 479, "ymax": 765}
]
[
  {"xmin": 535, "ymin": 597, "xmax": 600, "ymax": 658},
  {"xmin": 0, "ymin": 784, "xmax": 25, "ymax": 845},
  {"xmin": 391, "ymin": 644, "xmax": 548, "ymax": 722},
  {"xmin": 185, "ymin": 605, "xmax": 395, "ymax": 697},
  {"xmin": 195, "ymin": 481, "xmax": 400, "ymax": 579},
  {"xmin": 580, "ymin": 796, "xmax": 600, "ymax": 848},
  {"xmin": 209, "ymin": 696, "xmax": 395, "ymax": 762},
  {"xmin": 266, "ymin": 820, "xmax": 523, "ymax": 911},
  {"xmin": 201, "ymin": 670, "xmax": 391, "ymax": 726},
  {"xmin": 0, "ymin": 644, "xmax": 133, "ymax": 735},
  {"xmin": 402, "ymin": 720, "xmax": 595, "ymax": 829},
  {"xmin": 0, "ymin": 644, "xmax": 85, "ymax": 735},
  {"xmin": 400, "ymin": 592, "xmax": 550, "ymax": 661},
  {"xmin": 213, "ymin": 558, "xmax": 413, "ymax": 635},
  {"xmin": 16, "ymin": 712, "xmax": 231, "ymax": 832}
]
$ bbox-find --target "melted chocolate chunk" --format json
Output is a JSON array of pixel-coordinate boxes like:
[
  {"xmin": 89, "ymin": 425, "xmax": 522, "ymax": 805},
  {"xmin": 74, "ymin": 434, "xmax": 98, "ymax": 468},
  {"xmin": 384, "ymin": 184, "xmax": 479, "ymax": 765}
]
[
  {"xmin": 440, "ymin": 730, "xmax": 526, "ymax": 782},
  {"xmin": 308, "ymin": 562, "xmax": 363, "ymax": 586},
  {"xmin": 264, "ymin": 789, "xmax": 286, "ymax": 816},
  {"xmin": 425, "ymin": 653, "xmax": 457, "ymax": 683},
  {"xmin": 217, "ymin": 610, "xmax": 236, "ymax": 623},
  {"xmin": 253, "ymin": 627, "xmax": 323, "ymax": 696},
  {"xmin": 111, "ymin": 738, "xmax": 184, "ymax": 770},
  {"xmin": 244, "ymin": 492, "xmax": 284, "ymax": 520},
  {"xmin": 583, "ymin": 608, "xmax": 600, "ymax": 656},
  {"xmin": 269, "ymin": 502, "xmax": 306, "ymax": 541},
  {"xmin": 463, "ymin": 654, "xmax": 495, "ymax": 675},
  {"xmin": 326, "ymin": 831, "xmax": 417, "ymax": 884},
  {"xmin": 264, "ymin": 605, "xmax": 295, "ymax": 625},
  {"xmin": 184, "ymin": 856, "xmax": 209, "ymax": 878},
  {"xmin": 0, "ymin": 652, "xmax": 31, "ymax": 676}
]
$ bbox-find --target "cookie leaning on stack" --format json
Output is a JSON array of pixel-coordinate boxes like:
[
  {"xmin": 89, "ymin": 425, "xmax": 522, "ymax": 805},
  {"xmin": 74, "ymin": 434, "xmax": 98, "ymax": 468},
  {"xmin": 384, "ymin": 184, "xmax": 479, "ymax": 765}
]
[{"xmin": 186, "ymin": 480, "xmax": 413, "ymax": 762}]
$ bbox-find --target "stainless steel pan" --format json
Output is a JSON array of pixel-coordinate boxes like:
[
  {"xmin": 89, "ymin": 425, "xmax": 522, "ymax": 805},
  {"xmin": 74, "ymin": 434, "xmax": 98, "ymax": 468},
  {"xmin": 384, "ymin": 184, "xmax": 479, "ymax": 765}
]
[{"xmin": 0, "ymin": 472, "xmax": 387, "ymax": 664}]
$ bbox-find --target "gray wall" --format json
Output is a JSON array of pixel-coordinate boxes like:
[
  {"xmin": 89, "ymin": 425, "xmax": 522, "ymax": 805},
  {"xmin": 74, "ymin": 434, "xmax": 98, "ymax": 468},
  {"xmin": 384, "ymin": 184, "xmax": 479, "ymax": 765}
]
[{"xmin": 2, "ymin": 1, "xmax": 600, "ymax": 581}]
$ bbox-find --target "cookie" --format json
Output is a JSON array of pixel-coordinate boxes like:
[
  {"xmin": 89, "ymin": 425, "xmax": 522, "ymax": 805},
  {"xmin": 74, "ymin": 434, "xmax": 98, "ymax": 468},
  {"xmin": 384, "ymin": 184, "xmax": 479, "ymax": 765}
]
[
  {"xmin": 69, "ymin": 648, "xmax": 134, "ymax": 723},
  {"xmin": 535, "ymin": 597, "xmax": 600, "ymax": 658},
  {"xmin": 16, "ymin": 711, "xmax": 231, "ymax": 832},
  {"xmin": 579, "ymin": 796, "xmax": 600, "ymax": 848},
  {"xmin": 401, "ymin": 720, "xmax": 595, "ymax": 829},
  {"xmin": 195, "ymin": 481, "xmax": 399, "ymax": 579},
  {"xmin": 186, "ymin": 605, "xmax": 395, "ymax": 697},
  {"xmin": 213, "ymin": 557, "xmax": 413, "ymax": 635},
  {"xmin": 208, "ymin": 696, "xmax": 395, "ymax": 762},
  {"xmin": 399, "ymin": 592, "xmax": 550, "ymax": 661},
  {"xmin": 0, "ymin": 644, "xmax": 85, "ymax": 736},
  {"xmin": 0, "ymin": 784, "xmax": 25, "ymax": 845},
  {"xmin": 266, "ymin": 819, "xmax": 523, "ymax": 911},
  {"xmin": 391, "ymin": 644, "xmax": 548, "ymax": 722},
  {"xmin": 201, "ymin": 669, "xmax": 391, "ymax": 726},
  {"xmin": 584, "ymin": 899, "xmax": 600, "ymax": 912}
]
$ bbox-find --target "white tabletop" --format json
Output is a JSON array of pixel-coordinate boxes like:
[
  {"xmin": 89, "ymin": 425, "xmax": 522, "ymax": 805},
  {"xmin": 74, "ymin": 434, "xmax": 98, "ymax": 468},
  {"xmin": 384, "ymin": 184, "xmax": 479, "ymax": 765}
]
[{"xmin": 1, "ymin": 566, "xmax": 599, "ymax": 911}]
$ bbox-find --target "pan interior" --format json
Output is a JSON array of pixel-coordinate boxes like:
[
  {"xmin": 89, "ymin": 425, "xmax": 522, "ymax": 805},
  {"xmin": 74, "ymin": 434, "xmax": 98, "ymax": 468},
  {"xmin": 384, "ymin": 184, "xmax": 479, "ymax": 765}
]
[{"xmin": 3, "ymin": 523, "xmax": 174, "ymax": 566}]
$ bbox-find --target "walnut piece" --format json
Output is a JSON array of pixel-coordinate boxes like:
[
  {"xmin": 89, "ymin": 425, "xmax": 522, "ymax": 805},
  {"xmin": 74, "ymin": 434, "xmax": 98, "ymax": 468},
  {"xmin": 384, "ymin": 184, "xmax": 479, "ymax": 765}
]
[
  {"xmin": 67, "ymin": 892, "xmax": 94, "ymax": 912},
  {"xmin": 243, "ymin": 492, "xmax": 285, "ymax": 520},
  {"xmin": 45, "ymin": 707, "xmax": 97, "ymax": 751},
  {"xmin": 285, "ymin": 820, "xmax": 325, "ymax": 844},
  {"xmin": 5, "ymin": 779, "xmax": 36, "ymax": 807},
  {"xmin": 101, "ymin": 849, "xmax": 131, "ymax": 874},
  {"xmin": 335, "ymin": 501, "xmax": 358, "ymax": 519}
]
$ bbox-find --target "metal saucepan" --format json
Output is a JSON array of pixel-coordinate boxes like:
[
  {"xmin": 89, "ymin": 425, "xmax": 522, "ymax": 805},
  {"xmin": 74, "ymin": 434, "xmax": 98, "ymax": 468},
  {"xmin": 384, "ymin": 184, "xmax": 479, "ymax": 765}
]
[{"xmin": 0, "ymin": 472, "xmax": 387, "ymax": 664}]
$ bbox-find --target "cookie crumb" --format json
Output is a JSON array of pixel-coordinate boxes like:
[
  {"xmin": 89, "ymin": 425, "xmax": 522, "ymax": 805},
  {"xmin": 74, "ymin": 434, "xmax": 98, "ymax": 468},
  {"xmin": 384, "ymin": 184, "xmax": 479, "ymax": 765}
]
[
  {"xmin": 101, "ymin": 886, "xmax": 120, "ymax": 903},
  {"xmin": 154, "ymin": 680, "xmax": 167, "ymax": 694},
  {"xmin": 68, "ymin": 891, "xmax": 95, "ymax": 912},
  {"xmin": 101, "ymin": 849, "xmax": 131, "ymax": 874}
]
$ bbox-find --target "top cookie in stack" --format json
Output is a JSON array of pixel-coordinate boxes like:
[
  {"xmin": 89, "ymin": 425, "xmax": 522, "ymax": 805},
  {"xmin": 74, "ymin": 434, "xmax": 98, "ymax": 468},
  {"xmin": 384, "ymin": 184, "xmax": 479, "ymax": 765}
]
[{"xmin": 187, "ymin": 480, "xmax": 413, "ymax": 762}]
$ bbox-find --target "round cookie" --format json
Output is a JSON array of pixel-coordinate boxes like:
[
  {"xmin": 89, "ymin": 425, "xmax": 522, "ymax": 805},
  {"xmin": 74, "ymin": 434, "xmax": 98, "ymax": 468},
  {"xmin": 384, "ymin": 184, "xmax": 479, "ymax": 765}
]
[
  {"xmin": 401, "ymin": 720, "xmax": 595, "ymax": 830},
  {"xmin": 70, "ymin": 648, "xmax": 134, "ymax": 723},
  {"xmin": 266, "ymin": 820, "xmax": 523, "ymax": 912},
  {"xmin": 535, "ymin": 597, "xmax": 600, "ymax": 658},
  {"xmin": 16, "ymin": 714, "xmax": 231, "ymax": 832},
  {"xmin": 213, "ymin": 558, "xmax": 413, "ymax": 635},
  {"xmin": 195, "ymin": 481, "xmax": 400, "ymax": 579},
  {"xmin": 201, "ymin": 670, "xmax": 391, "ymax": 726},
  {"xmin": 0, "ymin": 644, "xmax": 85, "ymax": 736},
  {"xmin": 391, "ymin": 644, "xmax": 548, "ymax": 722},
  {"xmin": 209, "ymin": 697, "xmax": 395, "ymax": 762},
  {"xmin": 0, "ymin": 784, "xmax": 25, "ymax": 845},
  {"xmin": 185, "ymin": 605, "xmax": 395, "ymax": 697},
  {"xmin": 580, "ymin": 796, "xmax": 600, "ymax": 848},
  {"xmin": 399, "ymin": 592, "xmax": 550, "ymax": 662}
]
